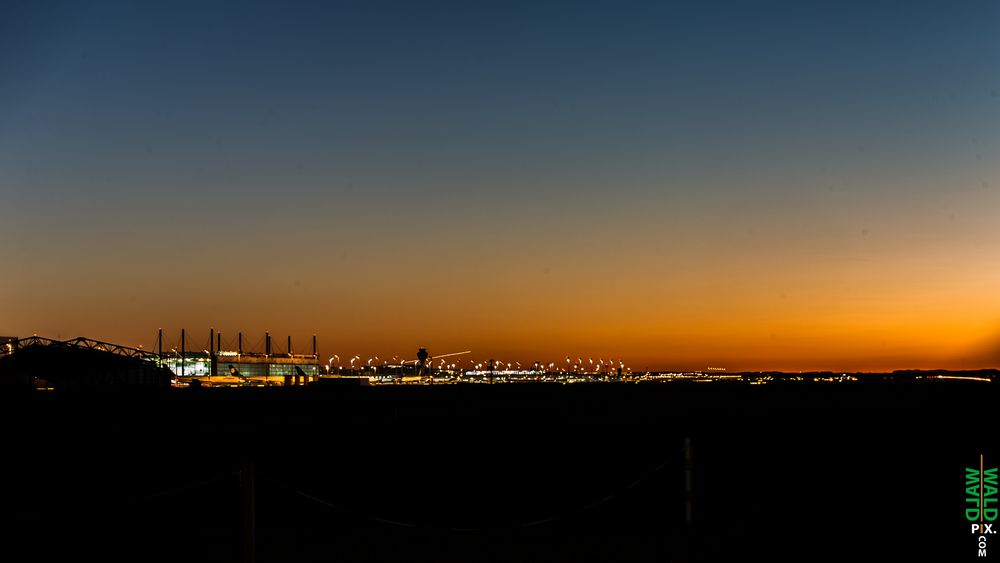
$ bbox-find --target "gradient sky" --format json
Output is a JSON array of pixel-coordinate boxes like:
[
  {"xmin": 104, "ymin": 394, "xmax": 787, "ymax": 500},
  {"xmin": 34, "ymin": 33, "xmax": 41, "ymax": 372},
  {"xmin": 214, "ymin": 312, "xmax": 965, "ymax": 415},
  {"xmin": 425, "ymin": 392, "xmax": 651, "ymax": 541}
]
[{"xmin": 2, "ymin": 0, "xmax": 999, "ymax": 371}]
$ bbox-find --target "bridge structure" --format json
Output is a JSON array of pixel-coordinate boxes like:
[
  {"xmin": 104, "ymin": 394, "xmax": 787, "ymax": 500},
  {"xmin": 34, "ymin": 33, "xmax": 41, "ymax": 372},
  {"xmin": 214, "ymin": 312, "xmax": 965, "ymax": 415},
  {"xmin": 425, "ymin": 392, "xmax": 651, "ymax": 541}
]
[
  {"xmin": 8, "ymin": 335, "xmax": 162, "ymax": 363},
  {"xmin": 0, "ymin": 335, "xmax": 172, "ymax": 390}
]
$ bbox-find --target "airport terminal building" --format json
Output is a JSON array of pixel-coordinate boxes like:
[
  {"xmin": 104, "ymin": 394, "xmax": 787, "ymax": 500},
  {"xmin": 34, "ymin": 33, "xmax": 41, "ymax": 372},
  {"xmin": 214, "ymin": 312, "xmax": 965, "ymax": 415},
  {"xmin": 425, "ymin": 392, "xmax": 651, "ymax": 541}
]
[
  {"xmin": 162, "ymin": 330, "xmax": 320, "ymax": 385},
  {"xmin": 0, "ymin": 332, "xmax": 321, "ymax": 389}
]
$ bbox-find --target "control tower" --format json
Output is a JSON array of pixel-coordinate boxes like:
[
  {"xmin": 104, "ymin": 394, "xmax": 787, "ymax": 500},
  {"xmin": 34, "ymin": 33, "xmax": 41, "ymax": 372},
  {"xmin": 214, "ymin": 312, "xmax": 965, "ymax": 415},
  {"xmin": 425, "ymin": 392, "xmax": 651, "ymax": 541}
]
[{"xmin": 416, "ymin": 347, "xmax": 429, "ymax": 377}]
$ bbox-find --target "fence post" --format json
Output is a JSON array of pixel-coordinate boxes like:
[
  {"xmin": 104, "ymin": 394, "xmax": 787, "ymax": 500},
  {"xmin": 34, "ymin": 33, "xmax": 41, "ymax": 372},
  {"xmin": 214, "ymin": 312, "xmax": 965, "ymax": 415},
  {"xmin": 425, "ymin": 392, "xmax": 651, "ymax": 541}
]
[
  {"xmin": 242, "ymin": 460, "xmax": 256, "ymax": 563},
  {"xmin": 684, "ymin": 437, "xmax": 693, "ymax": 527}
]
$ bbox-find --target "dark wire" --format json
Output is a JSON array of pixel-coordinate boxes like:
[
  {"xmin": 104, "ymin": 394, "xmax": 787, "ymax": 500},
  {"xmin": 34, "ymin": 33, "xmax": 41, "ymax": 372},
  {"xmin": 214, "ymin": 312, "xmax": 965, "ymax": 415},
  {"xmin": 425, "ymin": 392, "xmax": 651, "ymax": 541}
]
[
  {"xmin": 0, "ymin": 471, "xmax": 239, "ymax": 521},
  {"xmin": 259, "ymin": 455, "xmax": 672, "ymax": 533},
  {"xmin": 123, "ymin": 471, "xmax": 240, "ymax": 504}
]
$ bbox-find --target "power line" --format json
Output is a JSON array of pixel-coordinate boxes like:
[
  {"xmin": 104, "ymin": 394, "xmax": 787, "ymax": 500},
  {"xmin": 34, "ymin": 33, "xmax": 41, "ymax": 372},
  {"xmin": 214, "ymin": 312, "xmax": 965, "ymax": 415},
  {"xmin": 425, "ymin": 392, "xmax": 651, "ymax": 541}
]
[
  {"xmin": 124, "ymin": 471, "xmax": 239, "ymax": 505},
  {"xmin": 261, "ymin": 474, "xmax": 419, "ymax": 529},
  {"xmin": 259, "ymin": 455, "xmax": 673, "ymax": 533},
  {"xmin": 0, "ymin": 471, "xmax": 239, "ymax": 521}
]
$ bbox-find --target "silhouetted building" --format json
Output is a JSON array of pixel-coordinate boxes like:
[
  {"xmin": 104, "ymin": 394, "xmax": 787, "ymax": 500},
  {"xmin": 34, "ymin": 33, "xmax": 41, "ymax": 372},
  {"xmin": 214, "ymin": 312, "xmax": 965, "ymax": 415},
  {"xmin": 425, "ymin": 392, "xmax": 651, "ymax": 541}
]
[{"xmin": 0, "ymin": 337, "xmax": 172, "ymax": 390}]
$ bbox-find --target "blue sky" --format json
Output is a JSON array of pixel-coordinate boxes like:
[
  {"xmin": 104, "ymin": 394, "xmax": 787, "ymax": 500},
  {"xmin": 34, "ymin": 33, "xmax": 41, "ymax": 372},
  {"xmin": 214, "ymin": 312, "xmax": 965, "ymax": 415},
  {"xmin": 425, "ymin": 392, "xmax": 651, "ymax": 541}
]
[{"xmin": 2, "ymin": 1, "xmax": 998, "ymax": 369}]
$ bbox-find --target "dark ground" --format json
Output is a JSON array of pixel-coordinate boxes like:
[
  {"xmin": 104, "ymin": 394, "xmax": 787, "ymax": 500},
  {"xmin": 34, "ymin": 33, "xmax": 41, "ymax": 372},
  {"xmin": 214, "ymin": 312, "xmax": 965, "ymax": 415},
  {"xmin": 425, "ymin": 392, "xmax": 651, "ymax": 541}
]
[{"xmin": 0, "ymin": 382, "xmax": 995, "ymax": 562}]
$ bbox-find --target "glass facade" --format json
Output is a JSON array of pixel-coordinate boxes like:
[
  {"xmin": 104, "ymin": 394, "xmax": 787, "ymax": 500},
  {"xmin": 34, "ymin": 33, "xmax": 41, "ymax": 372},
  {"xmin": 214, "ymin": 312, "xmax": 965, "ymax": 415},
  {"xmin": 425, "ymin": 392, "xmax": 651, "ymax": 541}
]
[
  {"xmin": 164, "ymin": 355, "xmax": 212, "ymax": 377},
  {"xmin": 164, "ymin": 353, "xmax": 319, "ymax": 381},
  {"xmin": 221, "ymin": 362, "xmax": 317, "ymax": 378}
]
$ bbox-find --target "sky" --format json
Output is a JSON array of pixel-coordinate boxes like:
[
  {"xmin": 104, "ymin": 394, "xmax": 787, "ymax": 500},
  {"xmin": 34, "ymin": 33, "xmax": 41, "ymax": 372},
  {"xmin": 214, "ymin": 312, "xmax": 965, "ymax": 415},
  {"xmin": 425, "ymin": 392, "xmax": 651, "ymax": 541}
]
[{"xmin": 1, "ymin": 0, "xmax": 999, "ymax": 371}]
